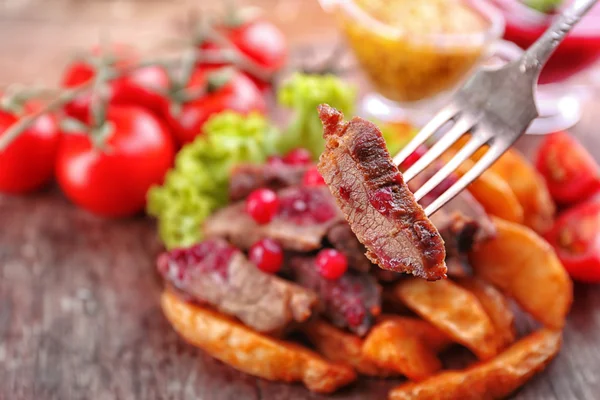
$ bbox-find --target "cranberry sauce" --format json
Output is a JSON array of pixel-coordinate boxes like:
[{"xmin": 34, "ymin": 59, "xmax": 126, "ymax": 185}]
[
  {"xmin": 290, "ymin": 256, "xmax": 381, "ymax": 336},
  {"xmin": 368, "ymin": 186, "xmax": 398, "ymax": 217},
  {"xmin": 278, "ymin": 186, "xmax": 338, "ymax": 225},
  {"xmin": 157, "ymin": 239, "xmax": 238, "ymax": 287},
  {"xmin": 339, "ymin": 186, "xmax": 351, "ymax": 201}
]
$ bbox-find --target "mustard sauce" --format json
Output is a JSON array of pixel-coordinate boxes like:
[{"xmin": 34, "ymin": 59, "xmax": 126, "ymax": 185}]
[{"xmin": 341, "ymin": 0, "xmax": 489, "ymax": 103}]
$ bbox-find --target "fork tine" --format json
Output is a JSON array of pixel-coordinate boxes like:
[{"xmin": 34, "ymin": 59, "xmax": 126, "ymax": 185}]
[
  {"xmin": 423, "ymin": 139, "xmax": 509, "ymax": 217},
  {"xmin": 413, "ymin": 132, "xmax": 491, "ymax": 202},
  {"xmin": 392, "ymin": 104, "xmax": 458, "ymax": 166},
  {"xmin": 402, "ymin": 115, "xmax": 477, "ymax": 182}
]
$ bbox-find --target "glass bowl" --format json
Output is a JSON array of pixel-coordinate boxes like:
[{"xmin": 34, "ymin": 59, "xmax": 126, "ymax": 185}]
[{"xmin": 319, "ymin": 0, "xmax": 506, "ymax": 125}]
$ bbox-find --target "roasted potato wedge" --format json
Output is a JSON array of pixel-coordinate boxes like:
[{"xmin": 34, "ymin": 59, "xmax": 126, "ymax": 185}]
[
  {"xmin": 388, "ymin": 329, "xmax": 562, "ymax": 400},
  {"xmin": 486, "ymin": 150, "xmax": 555, "ymax": 234},
  {"xmin": 394, "ymin": 279, "xmax": 500, "ymax": 360},
  {"xmin": 303, "ymin": 320, "xmax": 393, "ymax": 377},
  {"xmin": 378, "ymin": 315, "xmax": 453, "ymax": 354},
  {"xmin": 449, "ymin": 140, "xmax": 554, "ymax": 233},
  {"xmin": 161, "ymin": 291, "xmax": 357, "ymax": 393},
  {"xmin": 455, "ymin": 277, "xmax": 516, "ymax": 350},
  {"xmin": 469, "ymin": 217, "xmax": 573, "ymax": 329},
  {"xmin": 304, "ymin": 318, "xmax": 451, "ymax": 379},
  {"xmin": 451, "ymin": 156, "xmax": 524, "ymax": 224},
  {"xmin": 362, "ymin": 318, "xmax": 442, "ymax": 381}
]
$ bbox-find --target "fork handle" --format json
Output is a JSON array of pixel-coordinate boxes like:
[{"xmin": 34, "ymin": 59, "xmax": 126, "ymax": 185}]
[{"xmin": 520, "ymin": 0, "xmax": 598, "ymax": 77}]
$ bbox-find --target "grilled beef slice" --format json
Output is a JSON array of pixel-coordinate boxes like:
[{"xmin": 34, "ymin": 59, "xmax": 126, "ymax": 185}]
[
  {"xmin": 157, "ymin": 238, "xmax": 318, "ymax": 334},
  {"xmin": 205, "ymin": 186, "xmax": 344, "ymax": 252},
  {"xmin": 317, "ymin": 104, "xmax": 447, "ymax": 280},
  {"xmin": 229, "ymin": 163, "xmax": 309, "ymax": 201},
  {"xmin": 289, "ymin": 256, "xmax": 381, "ymax": 336}
]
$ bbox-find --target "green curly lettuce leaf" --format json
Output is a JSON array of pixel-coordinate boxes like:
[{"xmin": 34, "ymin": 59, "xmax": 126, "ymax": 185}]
[
  {"xmin": 147, "ymin": 112, "xmax": 279, "ymax": 249},
  {"xmin": 277, "ymin": 73, "xmax": 356, "ymax": 159},
  {"xmin": 277, "ymin": 73, "xmax": 413, "ymax": 160},
  {"xmin": 523, "ymin": 0, "xmax": 562, "ymax": 13}
]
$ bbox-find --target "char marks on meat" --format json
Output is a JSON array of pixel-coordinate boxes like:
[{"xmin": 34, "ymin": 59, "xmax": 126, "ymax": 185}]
[
  {"xmin": 205, "ymin": 186, "xmax": 344, "ymax": 252},
  {"xmin": 317, "ymin": 104, "xmax": 447, "ymax": 280},
  {"xmin": 157, "ymin": 238, "xmax": 318, "ymax": 334},
  {"xmin": 229, "ymin": 163, "xmax": 309, "ymax": 201},
  {"xmin": 290, "ymin": 256, "xmax": 381, "ymax": 337}
]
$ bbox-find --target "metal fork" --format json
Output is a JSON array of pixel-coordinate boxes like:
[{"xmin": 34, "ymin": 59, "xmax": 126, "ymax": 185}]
[{"xmin": 393, "ymin": 0, "xmax": 598, "ymax": 217}]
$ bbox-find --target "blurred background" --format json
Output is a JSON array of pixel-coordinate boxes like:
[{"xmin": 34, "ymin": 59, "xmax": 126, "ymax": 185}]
[
  {"xmin": 0, "ymin": 0, "xmax": 333, "ymax": 85},
  {"xmin": 2, "ymin": 0, "xmax": 600, "ymax": 135}
]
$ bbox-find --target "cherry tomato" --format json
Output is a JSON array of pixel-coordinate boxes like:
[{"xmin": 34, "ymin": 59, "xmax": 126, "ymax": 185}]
[
  {"xmin": 61, "ymin": 48, "xmax": 169, "ymax": 121},
  {"xmin": 545, "ymin": 200, "xmax": 600, "ymax": 283},
  {"xmin": 112, "ymin": 65, "xmax": 170, "ymax": 115},
  {"xmin": 61, "ymin": 61, "xmax": 96, "ymax": 121},
  {"xmin": 55, "ymin": 105, "xmax": 175, "ymax": 218},
  {"xmin": 227, "ymin": 19, "xmax": 287, "ymax": 73},
  {"xmin": 0, "ymin": 102, "xmax": 60, "ymax": 194},
  {"xmin": 198, "ymin": 19, "xmax": 287, "ymax": 90},
  {"xmin": 164, "ymin": 66, "xmax": 266, "ymax": 145},
  {"xmin": 535, "ymin": 130, "xmax": 600, "ymax": 205}
]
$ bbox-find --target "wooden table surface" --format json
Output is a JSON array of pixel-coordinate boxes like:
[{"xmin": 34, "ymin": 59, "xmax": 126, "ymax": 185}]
[{"xmin": 1, "ymin": 1, "xmax": 600, "ymax": 399}]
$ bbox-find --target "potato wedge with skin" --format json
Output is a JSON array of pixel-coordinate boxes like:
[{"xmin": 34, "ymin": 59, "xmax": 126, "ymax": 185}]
[
  {"xmin": 303, "ymin": 320, "xmax": 392, "ymax": 377},
  {"xmin": 484, "ymin": 149, "xmax": 555, "ymax": 234},
  {"xmin": 449, "ymin": 140, "xmax": 554, "ymax": 233},
  {"xmin": 161, "ymin": 291, "xmax": 357, "ymax": 393},
  {"xmin": 304, "ymin": 318, "xmax": 452, "ymax": 378},
  {"xmin": 377, "ymin": 315, "xmax": 453, "ymax": 354},
  {"xmin": 452, "ymin": 157, "xmax": 524, "ymax": 224},
  {"xmin": 388, "ymin": 329, "xmax": 562, "ymax": 400},
  {"xmin": 394, "ymin": 279, "xmax": 500, "ymax": 360},
  {"xmin": 362, "ymin": 319, "xmax": 442, "ymax": 381},
  {"xmin": 455, "ymin": 277, "xmax": 516, "ymax": 350},
  {"xmin": 469, "ymin": 217, "xmax": 573, "ymax": 330}
]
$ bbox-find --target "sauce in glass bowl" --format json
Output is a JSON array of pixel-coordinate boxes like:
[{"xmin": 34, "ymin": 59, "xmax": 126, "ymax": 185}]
[{"xmin": 334, "ymin": 0, "xmax": 502, "ymax": 103}]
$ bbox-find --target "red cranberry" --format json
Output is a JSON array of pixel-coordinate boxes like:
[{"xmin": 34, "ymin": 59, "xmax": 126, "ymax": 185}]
[
  {"xmin": 249, "ymin": 238, "xmax": 283, "ymax": 274},
  {"xmin": 302, "ymin": 167, "xmax": 326, "ymax": 186},
  {"xmin": 399, "ymin": 144, "xmax": 427, "ymax": 171},
  {"xmin": 267, "ymin": 155, "xmax": 285, "ymax": 166},
  {"xmin": 283, "ymin": 148, "xmax": 312, "ymax": 165},
  {"xmin": 245, "ymin": 188, "xmax": 280, "ymax": 224},
  {"xmin": 316, "ymin": 249, "xmax": 348, "ymax": 280}
]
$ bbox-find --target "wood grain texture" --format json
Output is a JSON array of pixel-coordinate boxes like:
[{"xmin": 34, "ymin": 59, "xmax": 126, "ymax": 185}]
[{"xmin": 1, "ymin": 1, "xmax": 600, "ymax": 399}]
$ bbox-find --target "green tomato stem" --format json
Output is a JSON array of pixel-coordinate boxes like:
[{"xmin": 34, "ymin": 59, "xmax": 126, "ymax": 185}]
[{"xmin": 0, "ymin": 81, "xmax": 93, "ymax": 151}]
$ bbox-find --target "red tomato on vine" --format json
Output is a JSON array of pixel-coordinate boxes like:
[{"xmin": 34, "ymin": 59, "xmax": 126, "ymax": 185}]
[
  {"xmin": 0, "ymin": 102, "xmax": 60, "ymax": 194},
  {"xmin": 55, "ymin": 105, "xmax": 175, "ymax": 218},
  {"xmin": 61, "ymin": 46, "xmax": 169, "ymax": 122},
  {"xmin": 227, "ymin": 18, "xmax": 287, "ymax": 73},
  {"xmin": 198, "ymin": 17, "xmax": 287, "ymax": 91},
  {"xmin": 163, "ymin": 66, "xmax": 266, "ymax": 145}
]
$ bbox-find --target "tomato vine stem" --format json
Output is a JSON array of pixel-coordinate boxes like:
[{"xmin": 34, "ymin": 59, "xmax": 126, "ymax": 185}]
[{"xmin": 0, "ymin": 10, "xmax": 276, "ymax": 152}]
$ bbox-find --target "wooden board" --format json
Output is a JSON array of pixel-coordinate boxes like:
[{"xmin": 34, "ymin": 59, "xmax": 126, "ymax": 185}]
[
  {"xmin": 2, "ymin": 1, "xmax": 600, "ymax": 399},
  {"xmin": 1, "ymin": 189, "xmax": 599, "ymax": 400}
]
